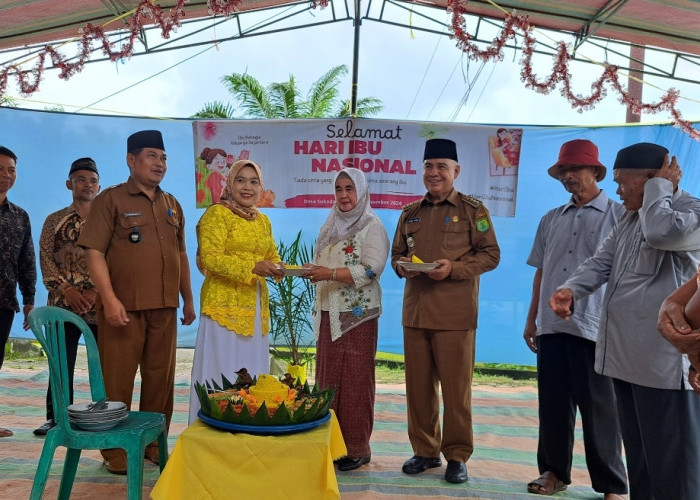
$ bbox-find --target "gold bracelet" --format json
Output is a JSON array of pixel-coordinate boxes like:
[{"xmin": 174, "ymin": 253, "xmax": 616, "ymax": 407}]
[{"xmin": 331, "ymin": 268, "xmax": 337, "ymax": 281}]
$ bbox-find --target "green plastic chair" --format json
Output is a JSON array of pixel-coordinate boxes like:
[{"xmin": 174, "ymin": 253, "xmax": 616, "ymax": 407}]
[{"xmin": 28, "ymin": 306, "xmax": 168, "ymax": 500}]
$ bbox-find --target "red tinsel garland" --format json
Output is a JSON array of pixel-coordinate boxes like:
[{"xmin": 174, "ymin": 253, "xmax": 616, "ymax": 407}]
[
  {"xmin": 446, "ymin": 0, "xmax": 699, "ymax": 140},
  {"xmin": 0, "ymin": 0, "xmax": 696, "ymax": 140},
  {"xmin": 0, "ymin": 0, "xmax": 325, "ymax": 98}
]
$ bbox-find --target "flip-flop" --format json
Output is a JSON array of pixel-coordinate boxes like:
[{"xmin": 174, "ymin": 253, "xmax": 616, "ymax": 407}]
[
  {"xmin": 0, "ymin": 428, "xmax": 13, "ymax": 438},
  {"xmin": 527, "ymin": 471, "xmax": 567, "ymax": 495}
]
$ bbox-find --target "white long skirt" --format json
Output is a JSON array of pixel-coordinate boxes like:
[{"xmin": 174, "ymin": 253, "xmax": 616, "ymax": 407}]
[{"xmin": 188, "ymin": 286, "xmax": 270, "ymax": 424}]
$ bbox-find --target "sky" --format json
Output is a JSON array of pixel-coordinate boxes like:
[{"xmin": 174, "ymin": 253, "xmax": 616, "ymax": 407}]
[{"xmin": 3, "ymin": 3, "xmax": 699, "ymax": 128}]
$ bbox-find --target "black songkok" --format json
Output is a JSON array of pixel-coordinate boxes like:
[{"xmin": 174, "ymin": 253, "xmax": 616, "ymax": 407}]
[
  {"xmin": 613, "ymin": 142, "xmax": 668, "ymax": 170},
  {"xmin": 127, "ymin": 130, "xmax": 165, "ymax": 154},
  {"xmin": 424, "ymin": 138, "xmax": 458, "ymax": 162},
  {"xmin": 69, "ymin": 157, "xmax": 98, "ymax": 176}
]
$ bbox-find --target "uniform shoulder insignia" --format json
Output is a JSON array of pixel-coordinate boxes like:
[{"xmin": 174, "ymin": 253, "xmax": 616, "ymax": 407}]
[
  {"xmin": 162, "ymin": 191, "xmax": 182, "ymax": 207},
  {"xmin": 402, "ymin": 200, "xmax": 421, "ymax": 212},
  {"xmin": 162, "ymin": 191, "xmax": 182, "ymax": 219},
  {"xmin": 101, "ymin": 183, "xmax": 124, "ymax": 193},
  {"xmin": 461, "ymin": 194, "xmax": 482, "ymax": 208}
]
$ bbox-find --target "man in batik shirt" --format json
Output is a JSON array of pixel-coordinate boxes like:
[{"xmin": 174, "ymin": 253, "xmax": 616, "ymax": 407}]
[
  {"xmin": 34, "ymin": 157, "xmax": 101, "ymax": 435},
  {"xmin": 0, "ymin": 146, "xmax": 36, "ymax": 438}
]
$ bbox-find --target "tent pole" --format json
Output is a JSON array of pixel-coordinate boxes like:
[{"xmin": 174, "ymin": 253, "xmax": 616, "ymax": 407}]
[
  {"xmin": 351, "ymin": 0, "xmax": 362, "ymax": 117},
  {"xmin": 625, "ymin": 44, "xmax": 645, "ymax": 123}
]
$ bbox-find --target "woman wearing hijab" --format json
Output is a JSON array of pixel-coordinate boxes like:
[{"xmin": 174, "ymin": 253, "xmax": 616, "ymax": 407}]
[
  {"xmin": 303, "ymin": 168, "xmax": 390, "ymax": 471},
  {"xmin": 188, "ymin": 160, "xmax": 283, "ymax": 424}
]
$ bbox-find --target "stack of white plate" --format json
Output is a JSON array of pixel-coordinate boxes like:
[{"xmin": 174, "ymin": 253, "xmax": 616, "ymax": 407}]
[{"xmin": 67, "ymin": 401, "xmax": 128, "ymax": 431}]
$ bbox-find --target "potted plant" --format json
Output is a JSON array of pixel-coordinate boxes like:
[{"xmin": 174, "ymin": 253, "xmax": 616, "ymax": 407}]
[{"xmin": 266, "ymin": 230, "xmax": 316, "ymax": 384}]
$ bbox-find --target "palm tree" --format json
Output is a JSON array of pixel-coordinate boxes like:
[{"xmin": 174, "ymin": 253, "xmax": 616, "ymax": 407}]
[
  {"xmin": 192, "ymin": 65, "xmax": 382, "ymax": 119},
  {"xmin": 192, "ymin": 101, "xmax": 236, "ymax": 119},
  {"xmin": 0, "ymin": 95, "xmax": 18, "ymax": 107}
]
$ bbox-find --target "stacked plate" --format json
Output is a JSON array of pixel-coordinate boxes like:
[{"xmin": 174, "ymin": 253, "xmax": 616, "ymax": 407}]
[{"xmin": 67, "ymin": 400, "xmax": 128, "ymax": 431}]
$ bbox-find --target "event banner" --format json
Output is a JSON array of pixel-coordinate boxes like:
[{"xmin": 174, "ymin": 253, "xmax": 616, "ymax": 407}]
[{"xmin": 192, "ymin": 119, "xmax": 522, "ymax": 217}]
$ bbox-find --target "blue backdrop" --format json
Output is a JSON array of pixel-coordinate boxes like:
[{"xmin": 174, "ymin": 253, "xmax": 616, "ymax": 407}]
[{"xmin": 2, "ymin": 107, "xmax": 699, "ymax": 365}]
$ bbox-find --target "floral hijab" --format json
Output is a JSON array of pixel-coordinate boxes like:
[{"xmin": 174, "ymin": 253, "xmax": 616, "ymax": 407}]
[
  {"xmin": 315, "ymin": 168, "xmax": 377, "ymax": 259},
  {"xmin": 218, "ymin": 159, "xmax": 264, "ymax": 220}
]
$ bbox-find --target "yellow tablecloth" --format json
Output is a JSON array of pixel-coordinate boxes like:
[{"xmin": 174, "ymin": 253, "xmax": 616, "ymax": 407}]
[{"xmin": 150, "ymin": 410, "xmax": 346, "ymax": 500}]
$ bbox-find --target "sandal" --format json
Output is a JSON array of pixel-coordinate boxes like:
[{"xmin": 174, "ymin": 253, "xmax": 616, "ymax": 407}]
[
  {"xmin": 0, "ymin": 428, "xmax": 13, "ymax": 438},
  {"xmin": 527, "ymin": 471, "xmax": 567, "ymax": 495}
]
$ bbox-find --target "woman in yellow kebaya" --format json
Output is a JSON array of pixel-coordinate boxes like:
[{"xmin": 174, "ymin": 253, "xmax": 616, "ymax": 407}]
[{"xmin": 188, "ymin": 160, "xmax": 283, "ymax": 424}]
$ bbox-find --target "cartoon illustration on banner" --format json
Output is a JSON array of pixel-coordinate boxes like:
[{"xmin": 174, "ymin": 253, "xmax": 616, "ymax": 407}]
[{"xmin": 488, "ymin": 128, "xmax": 522, "ymax": 176}]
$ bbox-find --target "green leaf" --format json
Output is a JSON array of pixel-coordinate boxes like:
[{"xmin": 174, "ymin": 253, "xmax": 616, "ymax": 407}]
[
  {"xmin": 269, "ymin": 402, "xmax": 292, "ymax": 425},
  {"xmin": 237, "ymin": 403, "xmax": 253, "ymax": 423},
  {"xmin": 221, "ymin": 373, "xmax": 235, "ymax": 389},
  {"xmin": 251, "ymin": 402, "xmax": 271, "ymax": 425},
  {"xmin": 296, "ymin": 396, "xmax": 323, "ymax": 423},
  {"xmin": 191, "ymin": 101, "xmax": 236, "ymax": 119},
  {"xmin": 195, "ymin": 382, "xmax": 211, "ymax": 414},
  {"xmin": 317, "ymin": 387, "xmax": 336, "ymax": 416},
  {"xmin": 210, "ymin": 398, "xmax": 225, "ymax": 420},
  {"xmin": 222, "ymin": 400, "xmax": 238, "ymax": 420},
  {"xmin": 291, "ymin": 401, "xmax": 308, "ymax": 423}
]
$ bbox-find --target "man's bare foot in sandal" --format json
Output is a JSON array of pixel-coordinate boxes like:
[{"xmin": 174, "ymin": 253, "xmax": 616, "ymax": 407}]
[
  {"xmin": 0, "ymin": 427, "xmax": 13, "ymax": 438},
  {"xmin": 527, "ymin": 471, "xmax": 567, "ymax": 495}
]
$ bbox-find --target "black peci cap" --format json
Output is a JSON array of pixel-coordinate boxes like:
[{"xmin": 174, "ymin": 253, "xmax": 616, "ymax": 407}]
[
  {"xmin": 613, "ymin": 142, "xmax": 668, "ymax": 170},
  {"xmin": 127, "ymin": 130, "xmax": 165, "ymax": 154},
  {"xmin": 69, "ymin": 157, "xmax": 98, "ymax": 176},
  {"xmin": 424, "ymin": 138, "xmax": 458, "ymax": 162}
]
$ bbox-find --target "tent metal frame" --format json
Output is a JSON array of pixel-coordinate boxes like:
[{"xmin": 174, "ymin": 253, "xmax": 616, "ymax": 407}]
[
  {"xmin": 367, "ymin": 0, "xmax": 699, "ymax": 86},
  {"xmin": 1, "ymin": 0, "xmax": 697, "ymax": 110}
]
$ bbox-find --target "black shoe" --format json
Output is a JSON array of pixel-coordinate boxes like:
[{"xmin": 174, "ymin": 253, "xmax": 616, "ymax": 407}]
[
  {"xmin": 445, "ymin": 460, "xmax": 468, "ymax": 483},
  {"xmin": 402, "ymin": 455, "xmax": 442, "ymax": 475},
  {"xmin": 33, "ymin": 420, "xmax": 56, "ymax": 436},
  {"xmin": 336, "ymin": 454, "xmax": 371, "ymax": 471}
]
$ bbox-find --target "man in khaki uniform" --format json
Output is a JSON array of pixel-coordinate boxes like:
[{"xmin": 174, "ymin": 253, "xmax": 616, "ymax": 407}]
[
  {"xmin": 79, "ymin": 130, "xmax": 196, "ymax": 474},
  {"xmin": 391, "ymin": 138, "xmax": 500, "ymax": 484}
]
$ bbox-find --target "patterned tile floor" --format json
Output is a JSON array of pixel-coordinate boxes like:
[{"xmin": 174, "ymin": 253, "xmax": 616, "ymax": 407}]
[{"xmin": 0, "ymin": 350, "xmax": 605, "ymax": 499}]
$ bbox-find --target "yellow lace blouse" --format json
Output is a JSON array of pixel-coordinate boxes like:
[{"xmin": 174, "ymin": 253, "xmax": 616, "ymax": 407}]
[{"xmin": 198, "ymin": 204, "xmax": 280, "ymax": 335}]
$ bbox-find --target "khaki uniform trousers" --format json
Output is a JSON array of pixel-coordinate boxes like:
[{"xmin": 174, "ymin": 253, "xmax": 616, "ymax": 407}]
[
  {"xmin": 98, "ymin": 307, "xmax": 177, "ymax": 461},
  {"xmin": 403, "ymin": 327, "xmax": 476, "ymax": 463}
]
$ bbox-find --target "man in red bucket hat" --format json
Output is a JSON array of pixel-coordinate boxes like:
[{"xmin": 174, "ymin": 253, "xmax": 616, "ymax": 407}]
[{"xmin": 523, "ymin": 139, "xmax": 628, "ymax": 497}]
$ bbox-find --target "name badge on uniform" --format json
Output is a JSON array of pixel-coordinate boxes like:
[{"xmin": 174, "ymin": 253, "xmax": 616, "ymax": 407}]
[
  {"xmin": 124, "ymin": 211, "xmax": 141, "ymax": 218},
  {"xmin": 407, "ymin": 236, "xmax": 415, "ymax": 248},
  {"xmin": 406, "ymin": 217, "xmax": 421, "ymax": 224},
  {"xmin": 129, "ymin": 226, "xmax": 142, "ymax": 243}
]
